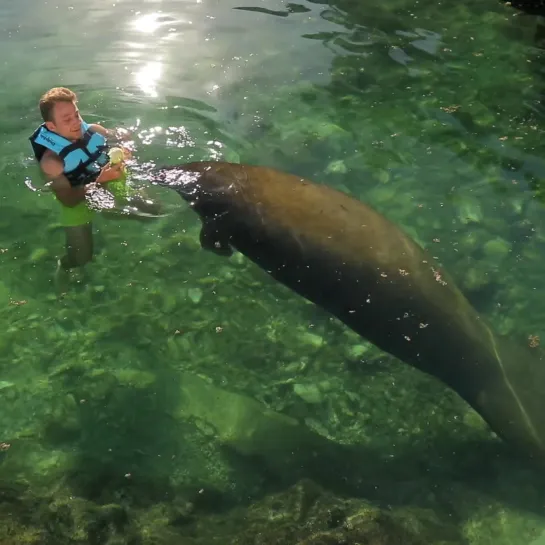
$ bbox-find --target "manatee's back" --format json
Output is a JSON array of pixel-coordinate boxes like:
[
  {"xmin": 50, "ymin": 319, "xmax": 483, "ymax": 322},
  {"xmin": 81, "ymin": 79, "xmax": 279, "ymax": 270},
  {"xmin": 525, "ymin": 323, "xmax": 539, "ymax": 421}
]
[{"xmin": 196, "ymin": 163, "xmax": 491, "ymax": 383}]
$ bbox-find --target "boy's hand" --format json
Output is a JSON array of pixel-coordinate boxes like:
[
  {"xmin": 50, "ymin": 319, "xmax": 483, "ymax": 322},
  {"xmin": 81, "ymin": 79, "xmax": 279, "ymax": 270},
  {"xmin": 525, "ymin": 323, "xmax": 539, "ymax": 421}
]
[
  {"xmin": 122, "ymin": 146, "xmax": 133, "ymax": 160},
  {"xmin": 113, "ymin": 127, "xmax": 133, "ymax": 142},
  {"xmin": 96, "ymin": 163, "xmax": 124, "ymax": 184}
]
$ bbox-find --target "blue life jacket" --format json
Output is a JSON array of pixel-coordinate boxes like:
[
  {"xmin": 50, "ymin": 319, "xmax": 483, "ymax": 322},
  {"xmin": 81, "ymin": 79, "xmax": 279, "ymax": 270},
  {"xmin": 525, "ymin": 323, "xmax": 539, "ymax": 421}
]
[{"xmin": 29, "ymin": 120, "xmax": 110, "ymax": 186}]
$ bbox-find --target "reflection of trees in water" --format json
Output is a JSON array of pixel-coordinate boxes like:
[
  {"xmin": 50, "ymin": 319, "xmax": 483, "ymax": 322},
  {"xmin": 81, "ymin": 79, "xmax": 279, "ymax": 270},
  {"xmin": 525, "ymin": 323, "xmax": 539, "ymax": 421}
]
[{"xmin": 298, "ymin": 0, "xmax": 545, "ymax": 206}]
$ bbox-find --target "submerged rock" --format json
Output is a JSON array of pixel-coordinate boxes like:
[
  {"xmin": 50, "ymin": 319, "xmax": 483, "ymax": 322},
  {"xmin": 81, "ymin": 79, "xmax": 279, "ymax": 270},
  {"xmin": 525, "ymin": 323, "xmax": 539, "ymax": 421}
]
[
  {"xmin": 183, "ymin": 479, "xmax": 465, "ymax": 545},
  {"xmin": 346, "ymin": 343, "xmax": 370, "ymax": 359},
  {"xmin": 482, "ymin": 238, "xmax": 511, "ymax": 262},
  {"xmin": 325, "ymin": 160, "xmax": 348, "ymax": 174},
  {"xmin": 0, "ymin": 477, "xmax": 465, "ymax": 545},
  {"xmin": 176, "ymin": 372, "xmax": 336, "ymax": 476},
  {"xmin": 457, "ymin": 198, "xmax": 483, "ymax": 225},
  {"xmin": 293, "ymin": 382, "xmax": 323, "ymax": 404},
  {"xmin": 188, "ymin": 287, "xmax": 203, "ymax": 304}
]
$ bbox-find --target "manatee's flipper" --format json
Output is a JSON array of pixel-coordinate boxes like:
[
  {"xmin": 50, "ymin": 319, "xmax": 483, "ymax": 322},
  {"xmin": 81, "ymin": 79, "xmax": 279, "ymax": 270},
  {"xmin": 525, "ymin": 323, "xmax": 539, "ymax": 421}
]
[{"xmin": 199, "ymin": 219, "xmax": 233, "ymax": 256}]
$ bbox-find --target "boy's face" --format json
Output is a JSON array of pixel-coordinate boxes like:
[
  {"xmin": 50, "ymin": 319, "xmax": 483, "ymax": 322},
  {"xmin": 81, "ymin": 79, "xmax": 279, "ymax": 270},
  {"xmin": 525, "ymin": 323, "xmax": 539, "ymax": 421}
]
[{"xmin": 46, "ymin": 101, "xmax": 82, "ymax": 141}]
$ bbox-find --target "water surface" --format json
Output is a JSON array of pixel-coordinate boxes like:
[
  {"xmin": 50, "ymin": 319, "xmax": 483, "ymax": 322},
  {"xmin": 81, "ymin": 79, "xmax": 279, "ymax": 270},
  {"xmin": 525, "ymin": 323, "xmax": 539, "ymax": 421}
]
[{"xmin": 2, "ymin": 0, "xmax": 545, "ymax": 543}]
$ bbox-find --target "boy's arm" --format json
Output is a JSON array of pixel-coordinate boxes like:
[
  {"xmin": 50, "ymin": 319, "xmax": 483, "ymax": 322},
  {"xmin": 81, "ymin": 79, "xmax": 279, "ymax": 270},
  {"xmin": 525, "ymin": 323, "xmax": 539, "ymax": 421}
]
[
  {"xmin": 40, "ymin": 154, "xmax": 124, "ymax": 207},
  {"xmin": 40, "ymin": 155, "xmax": 88, "ymax": 208},
  {"xmin": 90, "ymin": 123, "xmax": 131, "ymax": 144},
  {"xmin": 90, "ymin": 123, "xmax": 133, "ymax": 159}
]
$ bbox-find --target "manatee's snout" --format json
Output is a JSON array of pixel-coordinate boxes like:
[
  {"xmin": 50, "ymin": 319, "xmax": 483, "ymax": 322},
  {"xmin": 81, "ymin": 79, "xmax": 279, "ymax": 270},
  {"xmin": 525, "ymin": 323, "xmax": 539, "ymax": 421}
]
[
  {"xmin": 152, "ymin": 165, "xmax": 204, "ymax": 203},
  {"xmin": 153, "ymin": 162, "xmax": 240, "ymax": 221}
]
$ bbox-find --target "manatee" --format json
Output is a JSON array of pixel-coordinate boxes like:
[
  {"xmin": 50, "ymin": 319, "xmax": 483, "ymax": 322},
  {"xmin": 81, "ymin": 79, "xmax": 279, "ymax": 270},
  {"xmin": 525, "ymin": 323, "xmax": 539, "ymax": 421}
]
[{"xmin": 154, "ymin": 161, "xmax": 545, "ymax": 461}]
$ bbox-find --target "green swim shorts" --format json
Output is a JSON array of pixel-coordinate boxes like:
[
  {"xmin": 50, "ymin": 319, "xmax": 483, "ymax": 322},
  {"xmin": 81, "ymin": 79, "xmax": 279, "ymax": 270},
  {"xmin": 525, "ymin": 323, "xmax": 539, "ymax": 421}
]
[{"xmin": 58, "ymin": 169, "xmax": 130, "ymax": 227}]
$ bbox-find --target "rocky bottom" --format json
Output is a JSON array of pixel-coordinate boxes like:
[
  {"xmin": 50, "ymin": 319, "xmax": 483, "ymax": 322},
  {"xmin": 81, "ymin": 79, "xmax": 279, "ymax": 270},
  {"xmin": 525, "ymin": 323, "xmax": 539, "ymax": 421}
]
[{"xmin": 0, "ymin": 478, "xmax": 466, "ymax": 545}]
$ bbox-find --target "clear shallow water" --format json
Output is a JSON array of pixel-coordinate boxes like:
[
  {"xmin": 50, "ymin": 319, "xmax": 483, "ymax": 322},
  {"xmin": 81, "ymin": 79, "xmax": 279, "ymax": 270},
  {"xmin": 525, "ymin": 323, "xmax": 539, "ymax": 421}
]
[{"xmin": 2, "ymin": 0, "xmax": 545, "ymax": 543}]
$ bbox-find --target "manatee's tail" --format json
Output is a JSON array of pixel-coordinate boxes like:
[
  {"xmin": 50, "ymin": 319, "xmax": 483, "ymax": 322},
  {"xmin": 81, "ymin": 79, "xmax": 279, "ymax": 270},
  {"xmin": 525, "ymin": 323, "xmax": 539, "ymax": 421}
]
[{"xmin": 474, "ymin": 329, "xmax": 545, "ymax": 462}]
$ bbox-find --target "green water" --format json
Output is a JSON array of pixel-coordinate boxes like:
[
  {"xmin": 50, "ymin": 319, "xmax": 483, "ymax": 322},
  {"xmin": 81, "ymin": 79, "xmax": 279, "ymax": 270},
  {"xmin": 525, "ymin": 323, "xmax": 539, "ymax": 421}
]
[{"xmin": 3, "ymin": 0, "xmax": 545, "ymax": 542}]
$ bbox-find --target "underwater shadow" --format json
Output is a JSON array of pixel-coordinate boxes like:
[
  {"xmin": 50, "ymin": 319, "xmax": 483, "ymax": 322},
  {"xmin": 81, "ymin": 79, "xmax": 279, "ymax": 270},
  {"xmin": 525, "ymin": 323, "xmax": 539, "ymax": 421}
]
[
  {"xmin": 222, "ymin": 422, "xmax": 545, "ymax": 521},
  {"xmin": 45, "ymin": 355, "xmax": 184, "ymax": 508}
]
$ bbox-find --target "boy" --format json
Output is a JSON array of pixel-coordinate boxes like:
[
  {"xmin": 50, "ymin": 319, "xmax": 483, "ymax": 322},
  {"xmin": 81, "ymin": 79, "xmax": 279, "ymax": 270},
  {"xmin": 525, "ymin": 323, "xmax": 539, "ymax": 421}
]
[{"xmin": 29, "ymin": 87, "xmax": 155, "ymax": 289}]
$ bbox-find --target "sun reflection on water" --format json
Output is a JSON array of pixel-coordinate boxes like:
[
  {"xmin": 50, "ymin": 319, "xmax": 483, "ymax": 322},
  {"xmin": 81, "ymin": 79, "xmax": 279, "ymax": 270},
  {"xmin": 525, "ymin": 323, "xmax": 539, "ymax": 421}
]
[
  {"xmin": 130, "ymin": 11, "xmax": 170, "ymax": 97},
  {"xmin": 121, "ymin": 7, "xmax": 227, "ymax": 157},
  {"xmin": 132, "ymin": 12, "xmax": 163, "ymax": 34},
  {"xmin": 134, "ymin": 59, "xmax": 163, "ymax": 98}
]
